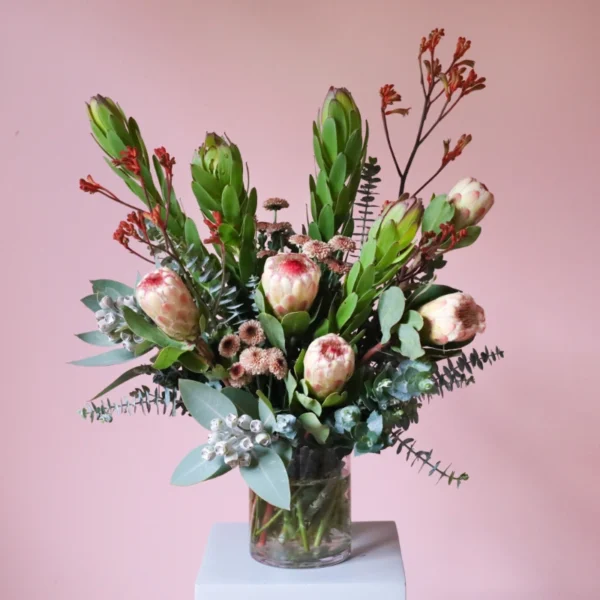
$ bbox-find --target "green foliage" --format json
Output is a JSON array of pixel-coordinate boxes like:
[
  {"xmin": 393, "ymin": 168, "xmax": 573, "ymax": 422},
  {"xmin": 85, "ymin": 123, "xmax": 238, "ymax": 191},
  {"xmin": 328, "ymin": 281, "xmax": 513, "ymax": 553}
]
[
  {"xmin": 310, "ymin": 88, "xmax": 368, "ymax": 240},
  {"xmin": 352, "ymin": 157, "xmax": 381, "ymax": 251},
  {"xmin": 70, "ymin": 346, "xmax": 147, "ymax": 367},
  {"xmin": 171, "ymin": 445, "xmax": 229, "ymax": 486},
  {"xmin": 259, "ymin": 313, "xmax": 286, "ymax": 351},
  {"xmin": 179, "ymin": 380, "xmax": 237, "ymax": 429},
  {"xmin": 240, "ymin": 447, "xmax": 291, "ymax": 510},
  {"xmin": 378, "ymin": 286, "xmax": 405, "ymax": 344},
  {"xmin": 392, "ymin": 434, "xmax": 469, "ymax": 488},
  {"xmin": 422, "ymin": 195, "xmax": 455, "ymax": 233},
  {"xmin": 78, "ymin": 385, "xmax": 186, "ymax": 423}
]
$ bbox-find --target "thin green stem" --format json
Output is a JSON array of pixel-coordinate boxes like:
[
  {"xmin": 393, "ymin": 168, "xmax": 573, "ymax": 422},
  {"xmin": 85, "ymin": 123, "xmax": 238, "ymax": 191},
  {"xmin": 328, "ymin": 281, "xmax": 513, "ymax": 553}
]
[{"xmin": 296, "ymin": 501, "xmax": 309, "ymax": 552}]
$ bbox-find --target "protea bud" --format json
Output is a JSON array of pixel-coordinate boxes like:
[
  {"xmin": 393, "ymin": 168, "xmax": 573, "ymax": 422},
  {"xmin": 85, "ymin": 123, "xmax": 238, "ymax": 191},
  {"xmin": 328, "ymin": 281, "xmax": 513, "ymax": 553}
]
[
  {"xmin": 378, "ymin": 197, "xmax": 424, "ymax": 253},
  {"xmin": 321, "ymin": 87, "xmax": 362, "ymax": 134},
  {"xmin": 417, "ymin": 292, "xmax": 486, "ymax": 345},
  {"xmin": 136, "ymin": 268, "xmax": 199, "ymax": 341},
  {"xmin": 304, "ymin": 334, "xmax": 355, "ymax": 399},
  {"xmin": 261, "ymin": 254, "xmax": 321, "ymax": 318},
  {"xmin": 447, "ymin": 177, "xmax": 494, "ymax": 229}
]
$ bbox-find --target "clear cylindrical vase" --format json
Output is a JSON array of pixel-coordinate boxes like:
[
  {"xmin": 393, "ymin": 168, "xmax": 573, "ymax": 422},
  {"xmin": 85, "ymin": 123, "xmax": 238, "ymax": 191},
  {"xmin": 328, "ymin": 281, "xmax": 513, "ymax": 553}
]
[{"xmin": 249, "ymin": 447, "xmax": 351, "ymax": 568}]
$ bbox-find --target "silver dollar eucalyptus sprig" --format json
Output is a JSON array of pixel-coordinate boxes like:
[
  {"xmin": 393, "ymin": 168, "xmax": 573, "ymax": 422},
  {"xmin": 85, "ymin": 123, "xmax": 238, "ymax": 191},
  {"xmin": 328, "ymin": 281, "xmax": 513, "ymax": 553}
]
[{"xmin": 203, "ymin": 414, "xmax": 272, "ymax": 469}]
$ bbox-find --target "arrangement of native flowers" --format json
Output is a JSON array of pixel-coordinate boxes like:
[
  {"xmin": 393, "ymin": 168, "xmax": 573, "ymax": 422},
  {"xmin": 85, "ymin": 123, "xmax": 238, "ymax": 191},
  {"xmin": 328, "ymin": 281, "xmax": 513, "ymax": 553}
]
[{"xmin": 74, "ymin": 29, "xmax": 503, "ymax": 513}]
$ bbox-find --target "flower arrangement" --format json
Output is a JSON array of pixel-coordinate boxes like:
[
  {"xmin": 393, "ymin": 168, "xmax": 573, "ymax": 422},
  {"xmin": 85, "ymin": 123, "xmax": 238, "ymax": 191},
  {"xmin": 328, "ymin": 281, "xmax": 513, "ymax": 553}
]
[{"xmin": 74, "ymin": 29, "xmax": 504, "ymax": 568}]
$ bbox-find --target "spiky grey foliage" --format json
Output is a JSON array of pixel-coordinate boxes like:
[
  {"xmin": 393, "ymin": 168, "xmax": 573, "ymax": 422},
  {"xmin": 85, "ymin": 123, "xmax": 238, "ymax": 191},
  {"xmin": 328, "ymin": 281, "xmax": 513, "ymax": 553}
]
[
  {"xmin": 352, "ymin": 156, "xmax": 381, "ymax": 253},
  {"xmin": 78, "ymin": 385, "xmax": 188, "ymax": 423}
]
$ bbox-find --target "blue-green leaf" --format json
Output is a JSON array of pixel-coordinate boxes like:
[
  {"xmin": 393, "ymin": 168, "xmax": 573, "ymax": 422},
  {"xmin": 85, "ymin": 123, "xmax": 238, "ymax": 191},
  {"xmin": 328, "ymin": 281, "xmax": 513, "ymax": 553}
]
[
  {"xmin": 222, "ymin": 388, "xmax": 259, "ymax": 419},
  {"xmin": 91, "ymin": 279, "xmax": 134, "ymax": 298},
  {"xmin": 240, "ymin": 447, "xmax": 291, "ymax": 510},
  {"xmin": 258, "ymin": 313, "xmax": 286, "ymax": 351},
  {"xmin": 258, "ymin": 397, "xmax": 276, "ymax": 432},
  {"xmin": 398, "ymin": 324, "xmax": 425, "ymax": 359},
  {"xmin": 75, "ymin": 331, "xmax": 115, "ymax": 347},
  {"xmin": 179, "ymin": 380, "xmax": 237, "ymax": 429},
  {"xmin": 171, "ymin": 445, "xmax": 229, "ymax": 486},
  {"xmin": 379, "ymin": 287, "xmax": 405, "ymax": 344},
  {"xmin": 70, "ymin": 347, "xmax": 140, "ymax": 367},
  {"xmin": 81, "ymin": 294, "xmax": 101, "ymax": 312}
]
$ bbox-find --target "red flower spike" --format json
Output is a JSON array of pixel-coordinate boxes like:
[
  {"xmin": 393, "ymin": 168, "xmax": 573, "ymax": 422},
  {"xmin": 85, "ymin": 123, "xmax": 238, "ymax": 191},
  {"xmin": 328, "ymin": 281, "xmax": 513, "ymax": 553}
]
[
  {"xmin": 79, "ymin": 175, "xmax": 102, "ymax": 194},
  {"xmin": 112, "ymin": 147, "xmax": 141, "ymax": 176},
  {"xmin": 154, "ymin": 146, "xmax": 176, "ymax": 174},
  {"xmin": 453, "ymin": 37, "xmax": 471, "ymax": 61},
  {"xmin": 442, "ymin": 134, "xmax": 472, "ymax": 165}
]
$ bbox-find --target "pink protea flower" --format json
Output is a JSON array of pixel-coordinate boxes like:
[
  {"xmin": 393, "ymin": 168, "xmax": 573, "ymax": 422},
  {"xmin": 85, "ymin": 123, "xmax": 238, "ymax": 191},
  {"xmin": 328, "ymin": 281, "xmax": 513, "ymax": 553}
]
[
  {"xmin": 136, "ymin": 268, "xmax": 199, "ymax": 341},
  {"xmin": 447, "ymin": 177, "xmax": 494, "ymax": 229},
  {"xmin": 261, "ymin": 253, "xmax": 321, "ymax": 318},
  {"xmin": 417, "ymin": 292, "xmax": 486, "ymax": 345},
  {"xmin": 304, "ymin": 334, "xmax": 355, "ymax": 399}
]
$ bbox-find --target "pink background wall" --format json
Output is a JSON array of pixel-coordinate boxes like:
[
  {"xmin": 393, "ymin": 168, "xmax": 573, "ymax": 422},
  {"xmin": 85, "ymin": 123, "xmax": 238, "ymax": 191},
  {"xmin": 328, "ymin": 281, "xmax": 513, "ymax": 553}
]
[{"xmin": 2, "ymin": 0, "xmax": 599, "ymax": 598}]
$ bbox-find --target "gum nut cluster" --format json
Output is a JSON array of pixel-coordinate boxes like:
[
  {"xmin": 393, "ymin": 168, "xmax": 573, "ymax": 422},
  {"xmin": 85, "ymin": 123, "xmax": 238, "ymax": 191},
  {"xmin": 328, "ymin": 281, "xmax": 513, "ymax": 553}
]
[
  {"xmin": 304, "ymin": 334, "xmax": 355, "ymax": 399},
  {"xmin": 94, "ymin": 295, "xmax": 144, "ymax": 352},
  {"xmin": 136, "ymin": 267, "xmax": 199, "ymax": 341},
  {"xmin": 261, "ymin": 253, "xmax": 321, "ymax": 318},
  {"xmin": 417, "ymin": 292, "xmax": 486, "ymax": 345},
  {"xmin": 447, "ymin": 177, "xmax": 494, "ymax": 229},
  {"xmin": 201, "ymin": 414, "xmax": 272, "ymax": 469}
]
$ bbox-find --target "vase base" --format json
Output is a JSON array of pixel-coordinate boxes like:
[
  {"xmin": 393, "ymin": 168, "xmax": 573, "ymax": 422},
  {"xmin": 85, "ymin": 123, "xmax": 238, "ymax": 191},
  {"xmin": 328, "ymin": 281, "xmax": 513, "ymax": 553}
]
[{"xmin": 250, "ymin": 545, "xmax": 351, "ymax": 569}]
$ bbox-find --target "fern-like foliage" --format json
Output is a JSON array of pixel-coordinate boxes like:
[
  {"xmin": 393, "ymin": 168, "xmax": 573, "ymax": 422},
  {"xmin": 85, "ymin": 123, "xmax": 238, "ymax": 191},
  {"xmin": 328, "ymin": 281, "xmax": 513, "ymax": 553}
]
[
  {"xmin": 352, "ymin": 156, "xmax": 381, "ymax": 252},
  {"xmin": 185, "ymin": 254, "xmax": 255, "ymax": 330},
  {"xmin": 430, "ymin": 346, "xmax": 505, "ymax": 397},
  {"xmin": 78, "ymin": 385, "xmax": 189, "ymax": 423},
  {"xmin": 392, "ymin": 434, "xmax": 469, "ymax": 487}
]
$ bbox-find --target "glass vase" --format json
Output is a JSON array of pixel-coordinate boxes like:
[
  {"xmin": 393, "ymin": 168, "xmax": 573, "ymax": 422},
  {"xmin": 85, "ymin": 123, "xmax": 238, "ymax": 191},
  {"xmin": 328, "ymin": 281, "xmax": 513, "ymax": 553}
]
[{"xmin": 249, "ymin": 447, "xmax": 351, "ymax": 568}]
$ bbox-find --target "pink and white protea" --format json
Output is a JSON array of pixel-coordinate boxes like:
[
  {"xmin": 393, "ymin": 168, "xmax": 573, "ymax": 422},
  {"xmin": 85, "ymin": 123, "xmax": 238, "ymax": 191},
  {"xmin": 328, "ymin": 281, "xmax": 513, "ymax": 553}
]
[
  {"xmin": 136, "ymin": 268, "xmax": 199, "ymax": 341},
  {"xmin": 447, "ymin": 177, "xmax": 494, "ymax": 229},
  {"xmin": 418, "ymin": 292, "xmax": 486, "ymax": 345},
  {"xmin": 304, "ymin": 334, "xmax": 355, "ymax": 399},
  {"xmin": 261, "ymin": 253, "xmax": 321, "ymax": 318}
]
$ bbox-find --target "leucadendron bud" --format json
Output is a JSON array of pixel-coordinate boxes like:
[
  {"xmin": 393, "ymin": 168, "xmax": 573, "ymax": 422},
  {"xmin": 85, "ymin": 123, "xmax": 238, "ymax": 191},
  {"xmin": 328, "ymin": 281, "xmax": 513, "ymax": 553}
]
[
  {"xmin": 417, "ymin": 292, "xmax": 486, "ymax": 345},
  {"xmin": 195, "ymin": 133, "xmax": 239, "ymax": 183},
  {"xmin": 261, "ymin": 254, "xmax": 321, "ymax": 318},
  {"xmin": 447, "ymin": 177, "xmax": 494, "ymax": 229},
  {"xmin": 87, "ymin": 95, "xmax": 124, "ymax": 136},
  {"xmin": 321, "ymin": 87, "xmax": 361, "ymax": 134},
  {"xmin": 136, "ymin": 268, "xmax": 199, "ymax": 341},
  {"xmin": 304, "ymin": 334, "xmax": 355, "ymax": 399}
]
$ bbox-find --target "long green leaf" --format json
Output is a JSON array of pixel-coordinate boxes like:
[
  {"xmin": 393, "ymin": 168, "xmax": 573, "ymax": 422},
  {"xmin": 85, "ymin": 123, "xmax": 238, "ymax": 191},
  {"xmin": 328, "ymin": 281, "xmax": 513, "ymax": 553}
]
[
  {"xmin": 240, "ymin": 448, "xmax": 291, "ymax": 510},
  {"xmin": 179, "ymin": 380, "xmax": 237, "ymax": 429},
  {"xmin": 259, "ymin": 313, "xmax": 286, "ymax": 351},
  {"xmin": 75, "ymin": 331, "xmax": 115, "ymax": 347},
  {"xmin": 70, "ymin": 347, "xmax": 140, "ymax": 367},
  {"xmin": 92, "ymin": 365, "xmax": 152, "ymax": 399},
  {"xmin": 222, "ymin": 388, "xmax": 259, "ymax": 419},
  {"xmin": 91, "ymin": 279, "xmax": 134, "ymax": 298},
  {"xmin": 171, "ymin": 445, "xmax": 229, "ymax": 486}
]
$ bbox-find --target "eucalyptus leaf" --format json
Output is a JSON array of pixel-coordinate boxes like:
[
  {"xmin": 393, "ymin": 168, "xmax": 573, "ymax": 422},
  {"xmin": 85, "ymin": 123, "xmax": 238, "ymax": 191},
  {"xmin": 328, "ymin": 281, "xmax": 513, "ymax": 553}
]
[
  {"xmin": 258, "ymin": 396, "xmax": 276, "ymax": 432},
  {"xmin": 399, "ymin": 323, "xmax": 425, "ymax": 359},
  {"xmin": 378, "ymin": 287, "xmax": 405, "ymax": 344},
  {"xmin": 81, "ymin": 294, "xmax": 101, "ymax": 312},
  {"xmin": 222, "ymin": 388, "xmax": 259, "ymax": 419},
  {"xmin": 407, "ymin": 284, "xmax": 460, "ymax": 310},
  {"xmin": 404, "ymin": 310, "xmax": 424, "ymax": 330},
  {"xmin": 91, "ymin": 279, "xmax": 134, "ymax": 298},
  {"xmin": 70, "ymin": 347, "xmax": 143, "ymax": 367},
  {"xmin": 171, "ymin": 445, "xmax": 229, "ymax": 486},
  {"xmin": 240, "ymin": 447, "xmax": 291, "ymax": 510},
  {"xmin": 75, "ymin": 331, "xmax": 115, "ymax": 347},
  {"xmin": 179, "ymin": 380, "xmax": 237, "ymax": 429}
]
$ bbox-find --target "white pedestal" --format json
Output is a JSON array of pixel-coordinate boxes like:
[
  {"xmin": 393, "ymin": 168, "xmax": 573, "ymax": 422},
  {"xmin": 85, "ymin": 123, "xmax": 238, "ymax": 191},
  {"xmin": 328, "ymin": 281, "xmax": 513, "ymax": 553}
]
[{"xmin": 196, "ymin": 521, "xmax": 406, "ymax": 599}]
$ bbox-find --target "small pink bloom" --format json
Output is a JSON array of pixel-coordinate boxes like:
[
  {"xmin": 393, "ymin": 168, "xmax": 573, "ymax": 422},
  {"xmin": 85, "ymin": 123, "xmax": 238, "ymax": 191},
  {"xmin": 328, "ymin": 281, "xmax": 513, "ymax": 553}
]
[
  {"xmin": 304, "ymin": 334, "xmax": 355, "ymax": 399},
  {"xmin": 417, "ymin": 292, "xmax": 486, "ymax": 345},
  {"xmin": 136, "ymin": 268, "xmax": 199, "ymax": 341},
  {"xmin": 447, "ymin": 177, "xmax": 495, "ymax": 229},
  {"xmin": 261, "ymin": 253, "xmax": 321, "ymax": 318}
]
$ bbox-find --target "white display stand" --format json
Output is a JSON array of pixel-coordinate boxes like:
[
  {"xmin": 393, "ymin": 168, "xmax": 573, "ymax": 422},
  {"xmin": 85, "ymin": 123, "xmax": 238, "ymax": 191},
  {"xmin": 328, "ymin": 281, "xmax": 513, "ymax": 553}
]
[{"xmin": 196, "ymin": 521, "xmax": 406, "ymax": 599}]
